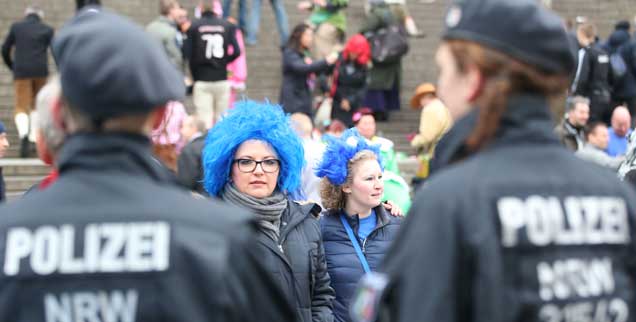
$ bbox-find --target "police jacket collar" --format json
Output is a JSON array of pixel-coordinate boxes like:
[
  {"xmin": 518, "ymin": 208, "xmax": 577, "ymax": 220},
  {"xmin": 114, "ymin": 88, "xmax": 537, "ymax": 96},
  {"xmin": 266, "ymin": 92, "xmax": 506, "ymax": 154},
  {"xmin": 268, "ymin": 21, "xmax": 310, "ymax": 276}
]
[
  {"xmin": 25, "ymin": 14, "xmax": 41, "ymax": 22},
  {"xmin": 57, "ymin": 132, "xmax": 175, "ymax": 184},
  {"xmin": 433, "ymin": 94, "xmax": 558, "ymax": 170}
]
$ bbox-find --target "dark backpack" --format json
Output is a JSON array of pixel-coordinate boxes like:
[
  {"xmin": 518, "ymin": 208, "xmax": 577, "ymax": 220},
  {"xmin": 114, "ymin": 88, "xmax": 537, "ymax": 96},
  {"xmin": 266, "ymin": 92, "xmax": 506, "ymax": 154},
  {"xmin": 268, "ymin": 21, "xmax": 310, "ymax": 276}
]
[
  {"xmin": 369, "ymin": 24, "xmax": 409, "ymax": 65},
  {"xmin": 610, "ymin": 51, "xmax": 628, "ymax": 84}
]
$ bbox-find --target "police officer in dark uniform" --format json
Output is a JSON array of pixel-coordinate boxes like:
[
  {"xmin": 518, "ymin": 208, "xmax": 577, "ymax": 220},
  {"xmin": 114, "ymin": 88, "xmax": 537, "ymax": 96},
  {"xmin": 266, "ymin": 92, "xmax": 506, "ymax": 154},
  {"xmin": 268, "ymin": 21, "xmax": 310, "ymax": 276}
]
[
  {"xmin": 351, "ymin": 1, "xmax": 636, "ymax": 322},
  {"xmin": 0, "ymin": 8, "xmax": 294, "ymax": 322}
]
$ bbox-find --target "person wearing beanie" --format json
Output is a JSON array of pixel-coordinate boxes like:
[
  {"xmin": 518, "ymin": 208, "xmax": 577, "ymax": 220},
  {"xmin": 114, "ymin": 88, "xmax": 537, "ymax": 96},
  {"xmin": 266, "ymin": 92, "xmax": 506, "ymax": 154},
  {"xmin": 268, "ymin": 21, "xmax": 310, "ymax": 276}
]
[
  {"xmin": 351, "ymin": 1, "xmax": 636, "ymax": 322},
  {"xmin": 0, "ymin": 8, "xmax": 294, "ymax": 322}
]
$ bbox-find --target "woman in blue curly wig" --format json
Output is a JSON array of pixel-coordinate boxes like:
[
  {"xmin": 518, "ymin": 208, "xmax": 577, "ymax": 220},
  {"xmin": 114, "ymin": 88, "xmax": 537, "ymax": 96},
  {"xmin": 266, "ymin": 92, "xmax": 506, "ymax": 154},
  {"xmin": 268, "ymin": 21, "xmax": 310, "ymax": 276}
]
[
  {"xmin": 202, "ymin": 100, "xmax": 334, "ymax": 322},
  {"xmin": 315, "ymin": 128, "xmax": 402, "ymax": 322}
]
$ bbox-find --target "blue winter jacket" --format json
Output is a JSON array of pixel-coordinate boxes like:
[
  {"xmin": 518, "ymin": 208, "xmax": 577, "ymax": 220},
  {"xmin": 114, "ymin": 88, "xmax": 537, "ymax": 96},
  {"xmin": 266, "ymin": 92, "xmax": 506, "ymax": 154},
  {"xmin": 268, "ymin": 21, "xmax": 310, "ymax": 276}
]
[{"xmin": 320, "ymin": 205, "xmax": 401, "ymax": 322}]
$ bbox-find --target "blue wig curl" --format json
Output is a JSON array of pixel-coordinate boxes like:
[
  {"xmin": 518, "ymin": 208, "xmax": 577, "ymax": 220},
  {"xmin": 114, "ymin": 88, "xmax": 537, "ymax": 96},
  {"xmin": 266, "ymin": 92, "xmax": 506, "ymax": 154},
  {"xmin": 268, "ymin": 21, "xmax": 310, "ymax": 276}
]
[
  {"xmin": 202, "ymin": 100, "xmax": 305, "ymax": 196},
  {"xmin": 315, "ymin": 128, "xmax": 383, "ymax": 186}
]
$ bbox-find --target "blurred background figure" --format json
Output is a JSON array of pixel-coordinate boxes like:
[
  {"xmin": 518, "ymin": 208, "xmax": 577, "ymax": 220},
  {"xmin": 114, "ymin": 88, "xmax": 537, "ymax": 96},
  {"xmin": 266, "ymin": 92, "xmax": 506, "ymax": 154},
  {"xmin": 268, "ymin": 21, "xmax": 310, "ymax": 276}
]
[
  {"xmin": 151, "ymin": 101, "xmax": 188, "ymax": 172},
  {"xmin": 177, "ymin": 115, "xmax": 207, "ymax": 194},
  {"xmin": 330, "ymin": 34, "xmax": 370, "ymax": 128},
  {"xmin": 555, "ymin": 96, "xmax": 590, "ymax": 151},
  {"xmin": 247, "ymin": 0, "xmax": 289, "ymax": 46},
  {"xmin": 186, "ymin": 0, "xmax": 241, "ymax": 128},
  {"xmin": 147, "ymin": 0, "xmax": 184, "ymax": 70},
  {"xmin": 408, "ymin": 83, "xmax": 452, "ymax": 184},
  {"xmin": 2, "ymin": 5, "xmax": 53, "ymax": 158},
  {"xmin": 280, "ymin": 23, "xmax": 337, "ymax": 118},
  {"xmin": 291, "ymin": 112, "xmax": 325, "ymax": 205},
  {"xmin": 222, "ymin": 0, "xmax": 247, "ymax": 33},
  {"xmin": 298, "ymin": 0, "xmax": 348, "ymax": 60},
  {"xmin": 570, "ymin": 22, "xmax": 612, "ymax": 123},
  {"xmin": 576, "ymin": 121, "xmax": 624, "ymax": 170},
  {"xmin": 360, "ymin": 0, "xmax": 405, "ymax": 121},
  {"xmin": 606, "ymin": 105, "xmax": 632, "ymax": 156}
]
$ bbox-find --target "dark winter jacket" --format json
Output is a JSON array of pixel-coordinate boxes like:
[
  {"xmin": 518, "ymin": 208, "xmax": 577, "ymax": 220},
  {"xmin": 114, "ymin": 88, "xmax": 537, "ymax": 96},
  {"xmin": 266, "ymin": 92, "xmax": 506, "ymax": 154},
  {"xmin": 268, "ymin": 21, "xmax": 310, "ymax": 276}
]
[
  {"xmin": 256, "ymin": 200, "xmax": 335, "ymax": 322},
  {"xmin": 1, "ymin": 14, "xmax": 53, "ymax": 79},
  {"xmin": 320, "ymin": 206, "xmax": 401, "ymax": 322},
  {"xmin": 185, "ymin": 11, "xmax": 240, "ymax": 82},
  {"xmin": 554, "ymin": 118, "xmax": 584, "ymax": 151},
  {"xmin": 616, "ymin": 39, "xmax": 636, "ymax": 99},
  {"xmin": 177, "ymin": 134, "xmax": 205, "ymax": 194},
  {"xmin": 360, "ymin": 5, "xmax": 401, "ymax": 91},
  {"xmin": 571, "ymin": 45, "xmax": 612, "ymax": 120},
  {"xmin": 369, "ymin": 94, "xmax": 636, "ymax": 322},
  {"xmin": 331, "ymin": 56, "xmax": 368, "ymax": 127},
  {"xmin": 279, "ymin": 47, "xmax": 331, "ymax": 117},
  {"xmin": 0, "ymin": 133, "xmax": 295, "ymax": 322}
]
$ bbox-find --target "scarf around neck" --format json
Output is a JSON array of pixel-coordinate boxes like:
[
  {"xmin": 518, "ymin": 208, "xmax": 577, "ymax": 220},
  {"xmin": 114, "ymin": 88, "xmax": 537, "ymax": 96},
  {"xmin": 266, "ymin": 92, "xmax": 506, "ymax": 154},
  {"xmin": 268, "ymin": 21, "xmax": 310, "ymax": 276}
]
[{"xmin": 221, "ymin": 183, "xmax": 288, "ymax": 241}]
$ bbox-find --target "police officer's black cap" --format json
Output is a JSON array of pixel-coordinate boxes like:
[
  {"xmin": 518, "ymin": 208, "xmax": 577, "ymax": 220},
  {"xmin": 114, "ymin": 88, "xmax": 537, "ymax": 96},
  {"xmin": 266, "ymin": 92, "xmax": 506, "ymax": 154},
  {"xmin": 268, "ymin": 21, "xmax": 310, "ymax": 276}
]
[
  {"xmin": 442, "ymin": 0, "xmax": 575, "ymax": 74},
  {"xmin": 52, "ymin": 9, "xmax": 185, "ymax": 121}
]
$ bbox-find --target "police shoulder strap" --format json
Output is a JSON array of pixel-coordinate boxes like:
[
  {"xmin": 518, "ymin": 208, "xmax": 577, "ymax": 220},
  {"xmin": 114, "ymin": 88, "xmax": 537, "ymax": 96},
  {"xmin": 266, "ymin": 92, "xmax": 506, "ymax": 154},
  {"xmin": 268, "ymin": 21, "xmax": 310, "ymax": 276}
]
[{"xmin": 340, "ymin": 214, "xmax": 372, "ymax": 273}]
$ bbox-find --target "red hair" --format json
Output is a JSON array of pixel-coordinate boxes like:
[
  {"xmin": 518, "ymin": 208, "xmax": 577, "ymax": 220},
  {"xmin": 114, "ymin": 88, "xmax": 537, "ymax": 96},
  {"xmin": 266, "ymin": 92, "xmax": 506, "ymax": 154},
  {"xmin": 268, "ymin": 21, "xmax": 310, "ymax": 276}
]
[{"xmin": 343, "ymin": 34, "xmax": 371, "ymax": 66}]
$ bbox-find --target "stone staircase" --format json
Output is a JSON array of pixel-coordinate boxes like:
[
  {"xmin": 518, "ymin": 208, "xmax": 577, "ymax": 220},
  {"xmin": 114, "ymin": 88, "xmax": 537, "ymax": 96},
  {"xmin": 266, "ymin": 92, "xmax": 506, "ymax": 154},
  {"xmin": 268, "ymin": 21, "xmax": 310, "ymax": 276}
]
[
  {"xmin": 0, "ymin": 0, "xmax": 621, "ymax": 195},
  {"xmin": 0, "ymin": 158, "xmax": 50, "ymax": 200}
]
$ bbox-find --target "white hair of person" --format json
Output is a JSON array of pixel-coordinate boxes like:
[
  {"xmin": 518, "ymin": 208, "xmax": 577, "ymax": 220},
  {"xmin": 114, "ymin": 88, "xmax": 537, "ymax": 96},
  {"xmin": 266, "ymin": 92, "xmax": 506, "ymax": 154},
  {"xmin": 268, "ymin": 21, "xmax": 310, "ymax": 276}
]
[
  {"xmin": 35, "ymin": 76, "xmax": 65, "ymax": 154},
  {"xmin": 25, "ymin": 5, "xmax": 44, "ymax": 18}
]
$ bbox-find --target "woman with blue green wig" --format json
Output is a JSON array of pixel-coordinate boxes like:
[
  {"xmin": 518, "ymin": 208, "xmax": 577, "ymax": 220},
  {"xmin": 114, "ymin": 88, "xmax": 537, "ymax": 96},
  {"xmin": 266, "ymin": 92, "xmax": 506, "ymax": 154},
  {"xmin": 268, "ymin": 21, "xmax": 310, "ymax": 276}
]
[
  {"xmin": 315, "ymin": 128, "xmax": 402, "ymax": 322},
  {"xmin": 202, "ymin": 100, "xmax": 335, "ymax": 322}
]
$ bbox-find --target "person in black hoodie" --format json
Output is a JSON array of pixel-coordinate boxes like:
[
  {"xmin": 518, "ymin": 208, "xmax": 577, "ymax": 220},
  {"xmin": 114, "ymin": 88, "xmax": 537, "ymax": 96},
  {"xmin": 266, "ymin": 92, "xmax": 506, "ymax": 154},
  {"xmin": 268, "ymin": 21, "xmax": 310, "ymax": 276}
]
[
  {"xmin": 2, "ymin": 5, "xmax": 53, "ymax": 158},
  {"xmin": 570, "ymin": 22, "xmax": 613, "ymax": 123},
  {"xmin": 351, "ymin": 1, "xmax": 636, "ymax": 322},
  {"xmin": 185, "ymin": 1, "xmax": 241, "ymax": 128}
]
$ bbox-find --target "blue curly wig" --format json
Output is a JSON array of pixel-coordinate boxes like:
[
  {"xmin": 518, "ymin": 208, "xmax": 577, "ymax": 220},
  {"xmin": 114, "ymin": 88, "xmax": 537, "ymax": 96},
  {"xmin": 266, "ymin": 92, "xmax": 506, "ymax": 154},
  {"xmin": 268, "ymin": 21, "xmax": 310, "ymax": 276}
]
[
  {"xmin": 202, "ymin": 100, "xmax": 305, "ymax": 196},
  {"xmin": 315, "ymin": 128, "xmax": 383, "ymax": 186}
]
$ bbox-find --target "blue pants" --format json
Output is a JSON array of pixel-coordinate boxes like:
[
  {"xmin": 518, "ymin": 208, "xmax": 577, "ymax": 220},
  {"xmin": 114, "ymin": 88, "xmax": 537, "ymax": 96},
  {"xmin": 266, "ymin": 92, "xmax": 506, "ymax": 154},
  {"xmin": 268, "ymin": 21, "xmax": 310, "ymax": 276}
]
[
  {"xmin": 247, "ymin": 0, "xmax": 289, "ymax": 46},
  {"xmin": 222, "ymin": 0, "xmax": 247, "ymax": 31}
]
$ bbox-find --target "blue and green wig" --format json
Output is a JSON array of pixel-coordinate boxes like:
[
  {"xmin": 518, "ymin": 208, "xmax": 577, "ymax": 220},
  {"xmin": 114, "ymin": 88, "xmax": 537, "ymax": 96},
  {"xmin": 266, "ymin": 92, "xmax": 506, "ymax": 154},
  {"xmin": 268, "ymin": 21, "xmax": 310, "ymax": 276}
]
[
  {"xmin": 315, "ymin": 128, "xmax": 383, "ymax": 186},
  {"xmin": 202, "ymin": 100, "xmax": 305, "ymax": 196}
]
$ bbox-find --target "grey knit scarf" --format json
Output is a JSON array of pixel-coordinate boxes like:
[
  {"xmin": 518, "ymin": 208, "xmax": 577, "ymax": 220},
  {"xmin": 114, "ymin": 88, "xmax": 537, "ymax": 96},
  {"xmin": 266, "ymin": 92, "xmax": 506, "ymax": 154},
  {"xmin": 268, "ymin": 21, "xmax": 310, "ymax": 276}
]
[{"xmin": 221, "ymin": 183, "xmax": 287, "ymax": 241}]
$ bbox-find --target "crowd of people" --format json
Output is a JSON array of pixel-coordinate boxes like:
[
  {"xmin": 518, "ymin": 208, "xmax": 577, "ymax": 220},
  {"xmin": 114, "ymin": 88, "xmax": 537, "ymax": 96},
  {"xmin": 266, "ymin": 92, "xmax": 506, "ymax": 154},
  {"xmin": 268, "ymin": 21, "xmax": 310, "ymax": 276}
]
[{"xmin": 2, "ymin": 0, "xmax": 636, "ymax": 322}]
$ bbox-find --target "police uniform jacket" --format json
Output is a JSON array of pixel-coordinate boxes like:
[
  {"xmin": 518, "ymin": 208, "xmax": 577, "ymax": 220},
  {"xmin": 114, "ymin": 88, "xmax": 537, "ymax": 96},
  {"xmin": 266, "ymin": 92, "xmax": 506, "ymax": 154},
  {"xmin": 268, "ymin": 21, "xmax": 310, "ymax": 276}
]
[
  {"xmin": 0, "ymin": 133, "xmax": 295, "ymax": 322},
  {"xmin": 1, "ymin": 14, "xmax": 53, "ymax": 79},
  {"xmin": 256, "ymin": 200, "xmax": 335, "ymax": 322},
  {"xmin": 374, "ymin": 94, "xmax": 636, "ymax": 322},
  {"xmin": 320, "ymin": 205, "xmax": 401, "ymax": 322}
]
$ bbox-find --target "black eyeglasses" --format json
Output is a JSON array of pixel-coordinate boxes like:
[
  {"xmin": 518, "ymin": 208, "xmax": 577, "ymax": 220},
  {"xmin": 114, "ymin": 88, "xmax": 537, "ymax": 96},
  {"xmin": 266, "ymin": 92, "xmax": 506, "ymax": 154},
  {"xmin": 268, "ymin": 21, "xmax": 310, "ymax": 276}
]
[{"xmin": 233, "ymin": 159, "xmax": 281, "ymax": 173}]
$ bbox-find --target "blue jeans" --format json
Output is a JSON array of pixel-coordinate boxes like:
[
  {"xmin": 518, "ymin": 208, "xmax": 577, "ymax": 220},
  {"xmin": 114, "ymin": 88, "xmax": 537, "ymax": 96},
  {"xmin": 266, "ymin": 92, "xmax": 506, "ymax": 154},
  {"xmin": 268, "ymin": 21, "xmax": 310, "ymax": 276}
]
[
  {"xmin": 222, "ymin": 0, "xmax": 247, "ymax": 31},
  {"xmin": 247, "ymin": 0, "xmax": 289, "ymax": 46}
]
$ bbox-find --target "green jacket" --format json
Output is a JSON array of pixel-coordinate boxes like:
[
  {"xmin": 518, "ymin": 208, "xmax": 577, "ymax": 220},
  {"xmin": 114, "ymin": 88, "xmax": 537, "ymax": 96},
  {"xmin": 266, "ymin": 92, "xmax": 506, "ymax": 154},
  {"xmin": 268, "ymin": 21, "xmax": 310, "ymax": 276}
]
[
  {"xmin": 146, "ymin": 16, "xmax": 183, "ymax": 70},
  {"xmin": 310, "ymin": 0, "xmax": 348, "ymax": 31}
]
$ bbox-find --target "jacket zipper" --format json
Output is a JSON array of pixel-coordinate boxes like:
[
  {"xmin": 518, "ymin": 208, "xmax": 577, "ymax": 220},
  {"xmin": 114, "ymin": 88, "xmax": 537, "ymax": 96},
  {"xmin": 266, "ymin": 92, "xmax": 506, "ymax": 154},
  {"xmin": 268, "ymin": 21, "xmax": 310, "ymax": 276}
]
[{"xmin": 362, "ymin": 238, "xmax": 368, "ymax": 254}]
